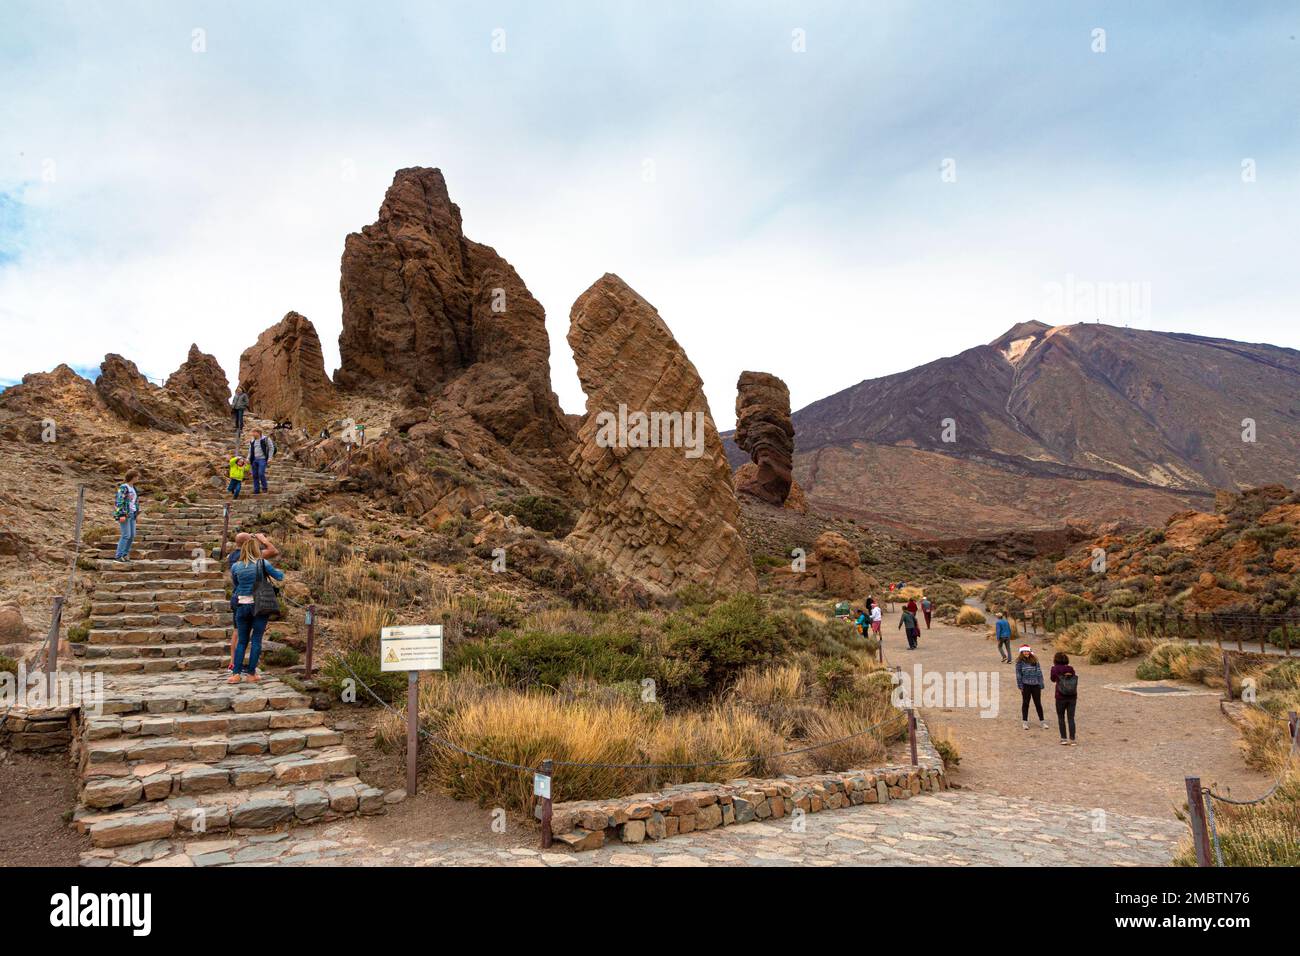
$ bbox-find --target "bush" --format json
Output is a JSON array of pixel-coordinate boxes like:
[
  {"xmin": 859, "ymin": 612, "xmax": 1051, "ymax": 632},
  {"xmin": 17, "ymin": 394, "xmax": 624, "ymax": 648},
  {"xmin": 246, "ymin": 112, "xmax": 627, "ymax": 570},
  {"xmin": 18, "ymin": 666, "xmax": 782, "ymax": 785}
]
[
  {"xmin": 66, "ymin": 624, "xmax": 89, "ymax": 643},
  {"xmin": 449, "ymin": 629, "xmax": 649, "ymax": 688},
  {"xmin": 955, "ymin": 606, "xmax": 986, "ymax": 627},
  {"xmin": 503, "ymin": 495, "xmax": 575, "ymax": 536},
  {"xmin": 319, "ymin": 650, "xmax": 408, "ymax": 704},
  {"xmin": 663, "ymin": 594, "xmax": 784, "ymax": 700},
  {"xmin": 1053, "ymin": 622, "xmax": 1143, "ymax": 664},
  {"xmin": 1136, "ymin": 642, "xmax": 1221, "ymax": 682},
  {"xmin": 0, "ymin": 655, "xmax": 17, "ymax": 676},
  {"xmin": 923, "ymin": 580, "xmax": 964, "ymax": 609},
  {"xmin": 262, "ymin": 645, "xmax": 300, "ymax": 667}
]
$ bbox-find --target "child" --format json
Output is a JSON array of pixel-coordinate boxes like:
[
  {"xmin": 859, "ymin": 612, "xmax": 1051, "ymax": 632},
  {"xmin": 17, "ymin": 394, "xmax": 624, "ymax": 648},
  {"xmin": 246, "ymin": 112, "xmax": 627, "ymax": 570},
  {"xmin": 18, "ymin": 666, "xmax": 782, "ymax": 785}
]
[
  {"xmin": 227, "ymin": 455, "xmax": 249, "ymax": 499},
  {"xmin": 1050, "ymin": 651, "xmax": 1079, "ymax": 745},
  {"xmin": 1015, "ymin": 645, "xmax": 1049, "ymax": 730}
]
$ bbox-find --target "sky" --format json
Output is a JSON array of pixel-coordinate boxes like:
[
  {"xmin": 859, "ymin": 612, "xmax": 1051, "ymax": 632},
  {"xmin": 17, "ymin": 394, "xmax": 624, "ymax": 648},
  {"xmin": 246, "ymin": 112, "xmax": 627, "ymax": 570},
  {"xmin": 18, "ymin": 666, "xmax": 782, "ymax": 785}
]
[{"xmin": 2, "ymin": 1, "xmax": 1298, "ymax": 428}]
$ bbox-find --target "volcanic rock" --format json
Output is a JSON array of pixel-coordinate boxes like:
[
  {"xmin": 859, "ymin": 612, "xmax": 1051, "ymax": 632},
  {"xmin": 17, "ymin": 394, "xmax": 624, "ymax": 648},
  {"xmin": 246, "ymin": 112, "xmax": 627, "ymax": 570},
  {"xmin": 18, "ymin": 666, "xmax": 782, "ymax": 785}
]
[
  {"xmin": 96, "ymin": 355, "xmax": 191, "ymax": 433},
  {"xmin": 237, "ymin": 312, "xmax": 335, "ymax": 426},
  {"xmin": 335, "ymin": 167, "xmax": 571, "ymax": 481},
  {"xmin": 164, "ymin": 344, "xmax": 230, "ymax": 418},
  {"xmin": 565, "ymin": 274, "xmax": 756, "ymax": 595},
  {"xmin": 810, "ymin": 531, "xmax": 875, "ymax": 599},
  {"xmin": 733, "ymin": 371, "xmax": 796, "ymax": 507}
]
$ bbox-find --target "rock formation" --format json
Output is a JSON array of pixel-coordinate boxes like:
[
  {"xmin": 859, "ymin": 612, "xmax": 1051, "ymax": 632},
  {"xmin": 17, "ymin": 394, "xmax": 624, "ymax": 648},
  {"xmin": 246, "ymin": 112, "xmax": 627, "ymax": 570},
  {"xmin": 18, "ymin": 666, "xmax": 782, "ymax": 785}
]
[
  {"xmin": 237, "ymin": 312, "xmax": 335, "ymax": 426},
  {"xmin": 334, "ymin": 167, "xmax": 571, "ymax": 482},
  {"xmin": 733, "ymin": 371, "xmax": 797, "ymax": 508},
  {"xmin": 810, "ymin": 531, "xmax": 875, "ymax": 599},
  {"xmin": 565, "ymin": 274, "xmax": 756, "ymax": 595},
  {"xmin": 96, "ymin": 354, "xmax": 191, "ymax": 433},
  {"xmin": 164, "ymin": 344, "xmax": 230, "ymax": 418}
]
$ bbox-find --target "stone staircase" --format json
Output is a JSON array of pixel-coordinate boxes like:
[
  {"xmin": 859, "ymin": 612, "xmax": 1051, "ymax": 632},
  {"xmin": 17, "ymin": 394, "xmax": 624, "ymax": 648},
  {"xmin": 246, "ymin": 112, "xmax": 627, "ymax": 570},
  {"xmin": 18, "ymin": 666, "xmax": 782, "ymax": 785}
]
[{"xmin": 69, "ymin": 436, "xmax": 389, "ymax": 865}]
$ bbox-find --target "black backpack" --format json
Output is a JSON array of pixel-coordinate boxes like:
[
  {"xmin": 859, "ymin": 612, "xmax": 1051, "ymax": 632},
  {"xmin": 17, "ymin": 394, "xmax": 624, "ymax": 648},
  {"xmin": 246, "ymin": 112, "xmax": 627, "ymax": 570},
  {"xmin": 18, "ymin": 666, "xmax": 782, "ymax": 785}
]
[{"xmin": 1057, "ymin": 671, "xmax": 1079, "ymax": 698}]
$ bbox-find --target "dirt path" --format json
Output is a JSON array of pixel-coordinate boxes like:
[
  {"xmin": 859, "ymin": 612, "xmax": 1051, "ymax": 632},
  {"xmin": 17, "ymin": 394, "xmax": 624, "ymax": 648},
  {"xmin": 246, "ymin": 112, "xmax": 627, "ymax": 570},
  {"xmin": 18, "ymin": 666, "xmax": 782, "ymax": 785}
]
[
  {"xmin": 0, "ymin": 749, "xmax": 89, "ymax": 866},
  {"xmin": 891, "ymin": 614, "xmax": 1273, "ymax": 819}
]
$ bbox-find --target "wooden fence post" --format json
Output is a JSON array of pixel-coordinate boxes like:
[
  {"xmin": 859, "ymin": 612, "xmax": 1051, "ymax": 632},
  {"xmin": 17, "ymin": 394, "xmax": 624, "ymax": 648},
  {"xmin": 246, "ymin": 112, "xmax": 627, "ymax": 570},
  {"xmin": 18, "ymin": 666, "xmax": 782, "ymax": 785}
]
[
  {"xmin": 304, "ymin": 604, "xmax": 315, "ymax": 681},
  {"xmin": 1184, "ymin": 776, "xmax": 1213, "ymax": 867},
  {"xmin": 1222, "ymin": 651, "xmax": 1233, "ymax": 701},
  {"xmin": 907, "ymin": 707, "xmax": 918, "ymax": 767},
  {"xmin": 44, "ymin": 595, "xmax": 65, "ymax": 697},
  {"xmin": 406, "ymin": 670, "xmax": 419, "ymax": 797},
  {"xmin": 539, "ymin": 758, "xmax": 554, "ymax": 849}
]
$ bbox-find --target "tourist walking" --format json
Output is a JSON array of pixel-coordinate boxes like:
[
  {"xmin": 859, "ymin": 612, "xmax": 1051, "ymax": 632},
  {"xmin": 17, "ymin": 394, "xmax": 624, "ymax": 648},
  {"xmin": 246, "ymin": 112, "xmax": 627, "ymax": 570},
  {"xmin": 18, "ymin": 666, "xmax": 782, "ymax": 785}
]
[
  {"xmin": 1051, "ymin": 652, "xmax": 1079, "ymax": 746},
  {"xmin": 228, "ymin": 535, "xmax": 285, "ymax": 684},
  {"xmin": 995, "ymin": 612, "xmax": 1014, "ymax": 662},
  {"xmin": 921, "ymin": 596, "xmax": 932, "ymax": 629},
  {"xmin": 225, "ymin": 532, "xmax": 279, "ymax": 671},
  {"xmin": 1016, "ymin": 645, "xmax": 1049, "ymax": 730},
  {"xmin": 899, "ymin": 606, "xmax": 921, "ymax": 650},
  {"xmin": 232, "ymin": 388, "xmax": 249, "ymax": 433},
  {"xmin": 870, "ymin": 601, "xmax": 882, "ymax": 639},
  {"xmin": 112, "ymin": 471, "xmax": 141, "ymax": 562},
  {"xmin": 247, "ymin": 429, "xmax": 275, "ymax": 495}
]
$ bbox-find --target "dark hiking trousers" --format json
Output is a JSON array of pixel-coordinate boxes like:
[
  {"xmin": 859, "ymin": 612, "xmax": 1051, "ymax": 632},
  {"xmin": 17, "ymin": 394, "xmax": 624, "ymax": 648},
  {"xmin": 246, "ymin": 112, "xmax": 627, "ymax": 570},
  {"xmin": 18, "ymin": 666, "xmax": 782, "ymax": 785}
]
[
  {"xmin": 1021, "ymin": 685, "xmax": 1043, "ymax": 721},
  {"xmin": 1056, "ymin": 697, "xmax": 1077, "ymax": 740}
]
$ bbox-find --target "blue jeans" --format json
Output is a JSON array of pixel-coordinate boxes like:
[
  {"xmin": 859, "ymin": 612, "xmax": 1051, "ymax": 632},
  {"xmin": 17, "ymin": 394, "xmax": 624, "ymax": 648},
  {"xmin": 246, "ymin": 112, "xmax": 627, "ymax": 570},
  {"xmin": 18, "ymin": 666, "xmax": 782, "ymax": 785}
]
[
  {"xmin": 227, "ymin": 478, "xmax": 242, "ymax": 499},
  {"xmin": 250, "ymin": 458, "xmax": 268, "ymax": 494},
  {"xmin": 233, "ymin": 408, "xmax": 245, "ymax": 431},
  {"xmin": 232, "ymin": 603, "xmax": 269, "ymax": 675},
  {"xmin": 114, "ymin": 514, "xmax": 136, "ymax": 559}
]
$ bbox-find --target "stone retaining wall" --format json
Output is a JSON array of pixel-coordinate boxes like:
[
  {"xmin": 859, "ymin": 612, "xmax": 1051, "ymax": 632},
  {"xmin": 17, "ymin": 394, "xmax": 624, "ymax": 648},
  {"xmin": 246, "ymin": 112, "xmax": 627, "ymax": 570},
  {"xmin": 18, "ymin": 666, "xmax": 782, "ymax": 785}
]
[
  {"xmin": 0, "ymin": 706, "xmax": 75, "ymax": 752},
  {"xmin": 537, "ymin": 712, "xmax": 947, "ymax": 851}
]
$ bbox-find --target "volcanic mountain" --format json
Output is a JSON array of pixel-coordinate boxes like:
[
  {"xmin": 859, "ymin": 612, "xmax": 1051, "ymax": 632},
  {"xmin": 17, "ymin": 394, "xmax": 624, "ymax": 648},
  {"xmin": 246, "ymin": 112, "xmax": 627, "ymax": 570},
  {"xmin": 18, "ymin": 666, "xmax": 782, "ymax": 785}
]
[{"xmin": 777, "ymin": 322, "xmax": 1300, "ymax": 538}]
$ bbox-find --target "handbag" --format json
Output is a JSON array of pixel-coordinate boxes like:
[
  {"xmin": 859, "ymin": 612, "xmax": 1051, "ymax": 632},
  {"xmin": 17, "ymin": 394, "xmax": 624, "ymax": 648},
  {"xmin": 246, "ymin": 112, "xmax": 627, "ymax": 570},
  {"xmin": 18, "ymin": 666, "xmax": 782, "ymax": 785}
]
[{"xmin": 252, "ymin": 558, "xmax": 282, "ymax": 620}]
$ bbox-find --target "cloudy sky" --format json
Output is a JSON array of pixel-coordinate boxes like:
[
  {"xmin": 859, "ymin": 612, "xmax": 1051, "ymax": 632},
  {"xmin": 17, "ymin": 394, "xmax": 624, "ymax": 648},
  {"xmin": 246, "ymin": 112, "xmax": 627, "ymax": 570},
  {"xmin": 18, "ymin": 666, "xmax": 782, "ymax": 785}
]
[{"xmin": 2, "ymin": 1, "xmax": 1298, "ymax": 427}]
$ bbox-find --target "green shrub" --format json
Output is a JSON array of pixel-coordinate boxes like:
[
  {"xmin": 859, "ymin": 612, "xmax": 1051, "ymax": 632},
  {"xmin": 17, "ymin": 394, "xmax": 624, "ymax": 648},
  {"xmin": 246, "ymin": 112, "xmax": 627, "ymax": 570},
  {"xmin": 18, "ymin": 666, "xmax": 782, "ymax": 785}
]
[
  {"xmin": 449, "ymin": 629, "xmax": 649, "ymax": 688},
  {"xmin": 320, "ymin": 651, "xmax": 408, "ymax": 704},
  {"xmin": 0, "ymin": 655, "xmax": 17, "ymax": 676},
  {"xmin": 66, "ymin": 624, "xmax": 89, "ymax": 643},
  {"xmin": 503, "ymin": 495, "xmax": 575, "ymax": 536},
  {"xmin": 663, "ymin": 594, "xmax": 784, "ymax": 701},
  {"xmin": 262, "ymin": 645, "xmax": 300, "ymax": 667}
]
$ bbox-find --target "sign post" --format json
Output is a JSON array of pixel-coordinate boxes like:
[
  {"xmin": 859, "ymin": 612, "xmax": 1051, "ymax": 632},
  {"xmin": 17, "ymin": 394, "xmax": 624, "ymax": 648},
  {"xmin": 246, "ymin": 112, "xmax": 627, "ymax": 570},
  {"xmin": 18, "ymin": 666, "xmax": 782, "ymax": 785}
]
[{"xmin": 381, "ymin": 624, "xmax": 443, "ymax": 798}]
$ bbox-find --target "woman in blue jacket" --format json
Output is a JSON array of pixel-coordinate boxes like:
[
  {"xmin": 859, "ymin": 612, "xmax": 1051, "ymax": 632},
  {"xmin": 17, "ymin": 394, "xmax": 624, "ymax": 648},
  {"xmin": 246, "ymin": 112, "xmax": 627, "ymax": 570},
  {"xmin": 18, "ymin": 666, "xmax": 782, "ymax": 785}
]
[{"xmin": 228, "ymin": 537, "xmax": 284, "ymax": 684}]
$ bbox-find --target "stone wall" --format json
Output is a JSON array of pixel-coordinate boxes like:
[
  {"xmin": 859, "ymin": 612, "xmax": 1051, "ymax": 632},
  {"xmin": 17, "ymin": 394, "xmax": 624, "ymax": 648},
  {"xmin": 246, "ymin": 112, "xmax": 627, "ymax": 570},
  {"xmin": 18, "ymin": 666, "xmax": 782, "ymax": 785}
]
[
  {"xmin": 538, "ymin": 713, "xmax": 947, "ymax": 851},
  {"xmin": 0, "ymin": 705, "xmax": 74, "ymax": 752}
]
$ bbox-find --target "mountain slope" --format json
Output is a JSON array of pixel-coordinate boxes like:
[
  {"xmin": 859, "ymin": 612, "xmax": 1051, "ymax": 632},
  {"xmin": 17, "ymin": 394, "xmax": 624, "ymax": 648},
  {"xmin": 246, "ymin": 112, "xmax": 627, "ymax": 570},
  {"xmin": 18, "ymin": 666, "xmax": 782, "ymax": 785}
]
[{"xmin": 788, "ymin": 323, "xmax": 1300, "ymax": 536}]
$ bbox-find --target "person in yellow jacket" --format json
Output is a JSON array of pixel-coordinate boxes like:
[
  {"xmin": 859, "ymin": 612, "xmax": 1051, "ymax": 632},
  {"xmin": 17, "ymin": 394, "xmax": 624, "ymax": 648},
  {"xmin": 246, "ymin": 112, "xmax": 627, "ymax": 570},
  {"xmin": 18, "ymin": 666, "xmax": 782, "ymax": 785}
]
[{"xmin": 227, "ymin": 456, "xmax": 250, "ymax": 499}]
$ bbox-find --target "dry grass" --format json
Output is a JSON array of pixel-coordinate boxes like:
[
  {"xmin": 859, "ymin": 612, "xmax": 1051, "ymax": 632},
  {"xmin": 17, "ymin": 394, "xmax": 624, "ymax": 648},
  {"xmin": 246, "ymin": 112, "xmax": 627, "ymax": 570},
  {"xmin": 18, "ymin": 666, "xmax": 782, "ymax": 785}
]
[
  {"xmin": 802, "ymin": 705, "xmax": 891, "ymax": 771},
  {"xmin": 955, "ymin": 606, "xmax": 986, "ymax": 627},
  {"xmin": 1175, "ymin": 776, "xmax": 1300, "ymax": 867},
  {"xmin": 732, "ymin": 664, "xmax": 806, "ymax": 707},
  {"xmin": 1053, "ymin": 622, "xmax": 1145, "ymax": 663},
  {"xmin": 337, "ymin": 600, "xmax": 394, "ymax": 651},
  {"xmin": 929, "ymin": 724, "xmax": 961, "ymax": 767}
]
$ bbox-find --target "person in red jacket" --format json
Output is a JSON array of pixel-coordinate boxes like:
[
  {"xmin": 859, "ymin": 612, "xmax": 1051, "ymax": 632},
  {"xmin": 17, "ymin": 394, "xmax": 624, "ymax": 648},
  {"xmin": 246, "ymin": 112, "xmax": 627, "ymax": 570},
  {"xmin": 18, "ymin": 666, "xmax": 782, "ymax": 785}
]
[{"xmin": 1050, "ymin": 651, "xmax": 1078, "ymax": 746}]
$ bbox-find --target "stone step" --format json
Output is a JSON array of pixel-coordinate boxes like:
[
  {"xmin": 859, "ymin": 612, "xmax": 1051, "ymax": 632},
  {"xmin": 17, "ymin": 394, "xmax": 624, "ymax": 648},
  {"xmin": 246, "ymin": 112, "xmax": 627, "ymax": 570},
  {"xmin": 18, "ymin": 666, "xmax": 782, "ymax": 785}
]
[
  {"xmin": 81, "ymin": 655, "xmax": 229, "ymax": 674},
  {"xmin": 83, "ymin": 707, "xmax": 325, "ymax": 742},
  {"xmin": 97, "ymin": 574, "xmax": 224, "ymax": 590},
  {"xmin": 93, "ymin": 678, "xmax": 310, "ymax": 717},
  {"xmin": 81, "ymin": 744, "xmax": 354, "ymax": 808},
  {"xmin": 96, "ymin": 559, "xmax": 210, "ymax": 573},
  {"xmin": 91, "ymin": 598, "xmax": 228, "ymax": 616},
  {"xmin": 90, "ymin": 612, "xmax": 225, "ymax": 629},
  {"xmin": 77, "ymin": 641, "xmax": 229, "ymax": 660},
  {"xmin": 78, "ymin": 777, "xmax": 386, "ymax": 848},
  {"xmin": 92, "ymin": 589, "xmax": 226, "ymax": 605},
  {"xmin": 87, "ymin": 627, "xmax": 228, "ymax": 646}
]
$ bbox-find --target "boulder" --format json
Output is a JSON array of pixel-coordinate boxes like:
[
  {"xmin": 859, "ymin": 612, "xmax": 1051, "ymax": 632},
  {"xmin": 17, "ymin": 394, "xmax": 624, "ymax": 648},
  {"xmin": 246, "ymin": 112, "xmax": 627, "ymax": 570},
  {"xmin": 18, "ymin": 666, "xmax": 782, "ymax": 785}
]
[
  {"xmin": 164, "ymin": 344, "xmax": 231, "ymax": 418},
  {"xmin": 812, "ymin": 531, "xmax": 875, "ymax": 599},
  {"xmin": 565, "ymin": 274, "xmax": 756, "ymax": 595},
  {"xmin": 733, "ymin": 371, "xmax": 795, "ymax": 506},
  {"xmin": 237, "ymin": 312, "xmax": 335, "ymax": 427},
  {"xmin": 0, "ymin": 603, "xmax": 28, "ymax": 641},
  {"xmin": 95, "ymin": 354, "xmax": 191, "ymax": 432}
]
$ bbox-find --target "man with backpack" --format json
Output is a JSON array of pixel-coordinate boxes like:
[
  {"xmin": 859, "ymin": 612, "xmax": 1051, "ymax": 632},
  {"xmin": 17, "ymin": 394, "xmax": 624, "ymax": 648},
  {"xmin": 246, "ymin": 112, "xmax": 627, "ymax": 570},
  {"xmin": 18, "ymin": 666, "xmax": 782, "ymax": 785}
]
[
  {"xmin": 1051, "ymin": 652, "xmax": 1079, "ymax": 746},
  {"xmin": 248, "ymin": 429, "xmax": 275, "ymax": 495}
]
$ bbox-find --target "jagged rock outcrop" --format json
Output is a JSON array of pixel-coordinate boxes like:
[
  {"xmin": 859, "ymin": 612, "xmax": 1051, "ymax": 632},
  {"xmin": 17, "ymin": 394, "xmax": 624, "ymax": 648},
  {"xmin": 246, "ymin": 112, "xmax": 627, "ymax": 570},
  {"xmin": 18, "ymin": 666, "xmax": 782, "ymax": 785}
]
[
  {"xmin": 335, "ymin": 167, "xmax": 572, "ymax": 485},
  {"xmin": 565, "ymin": 274, "xmax": 756, "ymax": 595},
  {"xmin": 96, "ymin": 355, "xmax": 191, "ymax": 433},
  {"xmin": 734, "ymin": 371, "xmax": 798, "ymax": 508},
  {"xmin": 164, "ymin": 344, "xmax": 230, "ymax": 418},
  {"xmin": 237, "ymin": 312, "xmax": 335, "ymax": 426}
]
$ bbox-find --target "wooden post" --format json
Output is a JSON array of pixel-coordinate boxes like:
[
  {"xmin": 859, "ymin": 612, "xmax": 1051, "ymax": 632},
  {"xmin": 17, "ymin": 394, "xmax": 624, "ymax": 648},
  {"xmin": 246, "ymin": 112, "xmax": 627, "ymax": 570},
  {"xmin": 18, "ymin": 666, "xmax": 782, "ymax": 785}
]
[
  {"xmin": 304, "ymin": 604, "xmax": 315, "ymax": 681},
  {"xmin": 44, "ymin": 595, "xmax": 65, "ymax": 697},
  {"xmin": 539, "ymin": 758, "xmax": 554, "ymax": 849},
  {"xmin": 1222, "ymin": 651, "xmax": 1233, "ymax": 701},
  {"xmin": 406, "ymin": 670, "xmax": 419, "ymax": 797},
  {"xmin": 1289, "ymin": 711, "xmax": 1297, "ymax": 748},
  {"xmin": 907, "ymin": 707, "xmax": 918, "ymax": 767},
  {"xmin": 1184, "ymin": 776, "xmax": 1213, "ymax": 867},
  {"xmin": 1259, "ymin": 620, "xmax": 1267, "ymax": 657},
  {"xmin": 218, "ymin": 503, "xmax": 231, "ymax": 561}
]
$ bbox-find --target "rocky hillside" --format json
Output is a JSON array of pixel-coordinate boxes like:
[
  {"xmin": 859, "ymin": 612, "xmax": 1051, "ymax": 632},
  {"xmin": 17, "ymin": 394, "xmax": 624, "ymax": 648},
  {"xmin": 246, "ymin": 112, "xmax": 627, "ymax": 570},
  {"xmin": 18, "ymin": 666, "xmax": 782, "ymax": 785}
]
[
  {"xmin": 787, "ymin": 322, "xmax": 1300, "ymax": 537},
  {"xmin": 986, "ymin": 485, "xmax": 1300, "ymax": 625}
]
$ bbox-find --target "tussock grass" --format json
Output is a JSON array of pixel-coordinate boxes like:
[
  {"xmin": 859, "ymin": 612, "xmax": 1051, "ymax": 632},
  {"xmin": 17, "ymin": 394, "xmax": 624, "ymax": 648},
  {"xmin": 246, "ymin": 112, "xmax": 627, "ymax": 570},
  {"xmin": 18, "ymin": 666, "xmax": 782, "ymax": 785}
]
[
  {"xmin": 955, "ymin": 606, "xmax": 986, "ymax": 627},
  {"xmin": 1175, "ymin": 777, "xmax": 1300, "ymax": 867},
  {"xmin": 1053, "ymin": 622, "xmax": 1146, "ymax": 664}
]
